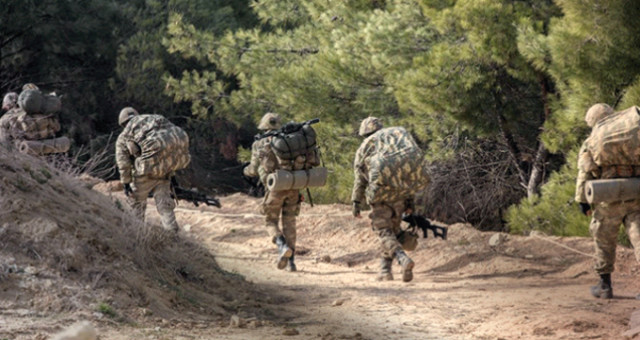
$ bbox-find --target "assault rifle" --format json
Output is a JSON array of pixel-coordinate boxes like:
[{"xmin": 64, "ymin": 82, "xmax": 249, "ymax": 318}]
[
  {"xmin": 165, "ymin": 177, "xmax": 221, "ymax": 208},
  {"xmin": 402, "ymin": 213, "xmax": 447, "ymax": 240},
  {"xmin": 257, "ymin": 118, "xmax": 320, "ymax": 140},
  {"xmin": 172, "ymin": 186, "xmax": 221, "ymax": 208}
]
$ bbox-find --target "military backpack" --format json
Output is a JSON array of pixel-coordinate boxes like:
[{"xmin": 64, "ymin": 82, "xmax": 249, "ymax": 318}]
[
  {"xmin": 587, "ymin": 106, "xmax": 640, "ymax": 167},
  {"xmin": 124, "ymin": 114, "xmax": 191, "ymax": 178},
  {"xmin": 365, "ymin": 127, "xmax": 430, "ymax": 204},
  {"xmin": 18, "ymin": 89, "xmax": 61, "ymax": 114}
]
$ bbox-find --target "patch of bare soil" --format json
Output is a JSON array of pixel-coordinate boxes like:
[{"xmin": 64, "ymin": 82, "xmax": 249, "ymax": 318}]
[{"xmin": 2, "ymin": 149, "xmax": 640, "ymax": 339}]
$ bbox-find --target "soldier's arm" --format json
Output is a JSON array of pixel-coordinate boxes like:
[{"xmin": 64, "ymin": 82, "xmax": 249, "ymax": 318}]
[
  {"xmin": 351, "ymin": 143, "xmax": 370, "ymax": 203},
  {"xmin": 256, "ymin": 138, "xmax": 279, "ymax": 185},
  {"xmin": 575, "ymin": 142, "xmax": 596, "ymax": 203},
  {"xmin": 115, "ymin": 133, "xmax": 134, "ymax": 184},
  {"xmin": 0, "ymin": 116, "xmax": 10, "ymax": 145},
  {"xmin": 243, "ymin": 141, "xmax": 261, "ymax": 178}
]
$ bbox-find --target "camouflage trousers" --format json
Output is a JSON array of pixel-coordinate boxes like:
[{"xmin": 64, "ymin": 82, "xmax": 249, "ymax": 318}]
[
  {"xmin": 590, "ymin": 200, "xmax": 640, "ymax": 274},
  {"xmin": 128, "ymin": 176, "xmax": 179, "ymax": 232},
  {"xmin": 368, "ymin": 199, "xmax": 405, "ymax": 260},
  {"xmin": 261, "ymin": 189, "xmax": 300, "ymax": 249}
]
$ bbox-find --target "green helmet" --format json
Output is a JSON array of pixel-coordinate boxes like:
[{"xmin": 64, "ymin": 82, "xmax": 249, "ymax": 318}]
[
  {"xmin": 358, "ymin": 116, "xmax": 383, "ymax": 137},
  {"xmin": 585, "ymin": 103, "xmax": 613, "ymax": 128},
  {"xmin": 22, "ymin": 83, "xmax": 39, "ymax": 91},
  {"xmin": 118, "ymin": 107, "xmax": 139, "ymax": 127},
  {"xmin": 258, "ymin": 112, "xmax": 282, "ymax": 130}
]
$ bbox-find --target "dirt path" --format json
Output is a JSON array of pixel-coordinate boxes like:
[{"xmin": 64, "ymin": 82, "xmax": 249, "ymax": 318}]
[
  {"xmin": 3, "ymin": 192, "xmax": 640, "ymax": 339},
  {"xmin": 163, "ymin": 194, "xmax": 640, "ymax": 340}
]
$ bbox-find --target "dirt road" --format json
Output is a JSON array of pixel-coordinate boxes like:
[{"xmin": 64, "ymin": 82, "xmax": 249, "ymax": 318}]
[
  {"xmin": 3, "ymin": 192, "xmax": 640, "ymax": 339},
  {"xmin": 161, "ymin": 194, "xmax": 640, "ymax": 339}
]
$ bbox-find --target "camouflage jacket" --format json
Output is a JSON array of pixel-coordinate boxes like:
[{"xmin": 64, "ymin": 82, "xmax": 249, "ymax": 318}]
[
  {"xmin": 243, "ymin": 134, "xmax": 280, "ymax": 187},
  {"xmin": 352, "ymin": 126, "xmax": 430, "ymax": 204},
  {"xmin": 0, "ymin": 108, "xmax": 60, "ymax": 147}
]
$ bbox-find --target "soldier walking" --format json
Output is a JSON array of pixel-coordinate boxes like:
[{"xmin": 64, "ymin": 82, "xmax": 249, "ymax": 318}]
[
  {"xmin": 576, "ymin": 103, "xmax": 640, "ymax": 299},
  {"xmin": 115, "ymin": 107, "xmax": 190, "ymax": 232},
  {"xmin": 352, "ymin": 117, "xmax": 430, "ymax": 282},
  {"xmin": 244, "ymin": 112, "xmax": 318, "ymax": 271}
]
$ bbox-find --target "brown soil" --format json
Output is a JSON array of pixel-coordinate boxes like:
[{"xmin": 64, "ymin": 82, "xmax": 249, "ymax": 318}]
[{"xmin": 1, "ymin": 150, "xmax": 640, "ymax": 339}]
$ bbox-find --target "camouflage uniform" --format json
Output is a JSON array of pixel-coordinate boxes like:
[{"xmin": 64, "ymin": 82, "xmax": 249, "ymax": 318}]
[
  {"xmin": 352, "ymin": 118, "xmax": 428, "ymax": 282},
  {"xmin": 1, "ymin": 87, "xmax": 61, "ymax": 151},
  {"xmin": 244, "ymin": 135, "xmax": 301, "ymax": 250},
  {"xmin": 244, "ymin": 112, "xmax": 315, "ymax": 271},
  {"xmin": 576, "ymin": 130, "xmax": 640, "ymax": 273},
  {"xmin": 0, "ymin": 108, "xmax": 60, "ymax": 149},
  {"xmin": 115, "ymin": 112, "xmax": 180, "ymax": 232},
  {"xmin": 576, "ymin": 104, "xmax": 640, "ymax": 298}
]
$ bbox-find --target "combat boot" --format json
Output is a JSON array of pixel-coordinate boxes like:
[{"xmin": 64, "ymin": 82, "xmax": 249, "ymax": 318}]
[
  {"xmin": 376, "ymin": 257, "xmax": 393, "ymax": 281},
  {"xmin": 287, "ymin": 253, "xmax": 297, "ymax": 272},
  {"xmin": 395, "ymin": 249, "xmax": 415, "ymax": 282},
  {"xmin": 590, "ymin": 273, "xmax": 613, "ymax": 299},
  {"xmin": 276, "ymin": 235, "xmax": 293, "ymax": 270}
]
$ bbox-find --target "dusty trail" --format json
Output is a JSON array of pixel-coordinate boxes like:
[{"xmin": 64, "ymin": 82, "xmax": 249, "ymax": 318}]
[
  {"xmin": 3, "ymin": 188, "xmax": 640, "ymax": 340},
  {"xmin": 166, "ymin": 194, "xmax": 640, "ymax": 340}
]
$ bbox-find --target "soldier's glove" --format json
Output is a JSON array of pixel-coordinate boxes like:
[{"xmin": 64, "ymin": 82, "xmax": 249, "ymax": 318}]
[
  {"xmin": 579, "ymin": 202, "xmax": 591, "ymax": 216},
  {"xmin": 405, "ymin": 198, "xmax": 415, "ymax": 214},
  {"xmin": 123, "ymin": 183, "xmax": 132, "ymax": 197},
  {"xmin": 352, "ymin": 201, "xmax": 361, "ymax": 217}
]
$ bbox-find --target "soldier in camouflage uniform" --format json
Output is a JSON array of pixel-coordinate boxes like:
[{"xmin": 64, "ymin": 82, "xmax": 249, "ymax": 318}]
[
  {"xmin": 0, "ymin": 84, "xmax": 61, "ymax": 150},
  {"xmin": 243, "ymin": 112, "xmax": 300, "ymax": 271},
  {"xmin": 352, "ymin": 117, "xmax": 429, "ymax": 283},
  {"xmin": 576, "ymin": 103, "xmax": 640, "ymax": 299},
  {"xmin": 115, "ymin": 107, "xmax": 180, "ymax": 232}
]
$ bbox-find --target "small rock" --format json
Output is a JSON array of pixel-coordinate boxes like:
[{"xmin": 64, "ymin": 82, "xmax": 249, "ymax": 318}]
[
  {"xmin": 331, "ymin": 299, "xmax": 345, "ymax": 306},
  {"xmin": 529, "ymin": 230, "xmax": 546, "ymax": 238},
  {"xmin": 183, "ymin": 224, "xmax": 192, "ymax": 232},
  {"xmin": 51, "ymin": 321, "xmax": 97, "ymax": 340},
  {"xmin": 282, "ymin": 328, "xmax": 300, "ymax": 336},
  {"xmin": 24, "ymin": 266, "xmax": 38, "ymax": 275},
  {"xmin": 320, "ymin": 255, "xmax": 331, "ymax": 263},
  {"xmin": 247, "ymin": 319, "xmax": 262, "ymax": 328},
  {"xmin": 229, "ymin": 314, "xmax": 244, "ymax": 328},
  {"xmin": 489, "ymin": 233, "xmax": 507, "ymax": 247}
]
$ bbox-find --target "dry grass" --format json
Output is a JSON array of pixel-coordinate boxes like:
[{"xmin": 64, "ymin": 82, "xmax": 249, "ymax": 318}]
[{"xmin": 0, "ymin": 147, "xmax": 266, "ymax": 320}]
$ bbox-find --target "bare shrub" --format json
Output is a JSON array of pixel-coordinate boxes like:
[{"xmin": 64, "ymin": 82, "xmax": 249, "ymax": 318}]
[{"xmin": 417, "ymin": 139, "xmax": 526, "ymax": 231}]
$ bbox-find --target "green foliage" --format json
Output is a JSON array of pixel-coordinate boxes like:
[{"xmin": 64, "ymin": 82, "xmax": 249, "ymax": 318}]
[
  {"xmin": 506, "ymin": 149, "xmax": 589, "ymax": 236},
  {"xmin": 97, "ymin": 302, "xmax": 118, "ymax": 318},
  {"xmin": 542, "ymin": 0, "xmax": 640, "ymax": 153}
]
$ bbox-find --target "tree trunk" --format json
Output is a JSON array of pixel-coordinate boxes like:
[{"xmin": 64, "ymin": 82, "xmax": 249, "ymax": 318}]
[
  {"xmin": 527, "ymin": 143, "xmax": 548, "ymax": 198},
  {"xmin": 496, "ymin": 112, "xmax": 528, "ymax": 189},
  {"xmin": 526, "ymin": 72, "xmax": 553, "ymax": 198}
]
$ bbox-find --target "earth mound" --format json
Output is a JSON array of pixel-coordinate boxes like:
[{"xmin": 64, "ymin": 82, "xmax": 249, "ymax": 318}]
[{"xmin": 0, "ymin": 149, "xmax": 268, "ymax": 337}]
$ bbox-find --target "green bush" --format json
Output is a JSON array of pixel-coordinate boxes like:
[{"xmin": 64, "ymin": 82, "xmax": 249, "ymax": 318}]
[{"xmin": 506, "ymin": 148, "xmax": 590, "ymax": 237}]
